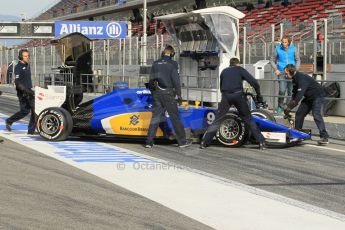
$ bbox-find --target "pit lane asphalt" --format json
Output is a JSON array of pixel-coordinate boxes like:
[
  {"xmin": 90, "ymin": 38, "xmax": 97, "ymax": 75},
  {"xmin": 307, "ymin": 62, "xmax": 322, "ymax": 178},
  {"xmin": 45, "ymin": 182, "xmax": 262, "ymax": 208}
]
[
  {"xmin": 0, "ymin": 94, "xmax": 211, "ymax": 230},
  {"xmin": 1, "ymin": 93, "xmax": 345, "ymax": 229}
]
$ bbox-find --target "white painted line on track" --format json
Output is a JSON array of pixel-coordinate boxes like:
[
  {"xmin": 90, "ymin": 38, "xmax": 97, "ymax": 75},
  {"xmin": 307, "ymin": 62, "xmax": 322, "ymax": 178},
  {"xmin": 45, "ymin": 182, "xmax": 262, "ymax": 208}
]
[
  {"xmin": 1, "ymin": 113, "xmax": 345, "ymax": 230},
  {"xmin": 306, "ymin": 144, "xmax": 345, "ymax": 154},
  {"xmin": 0, "ymin": 93, "xmax": 19, "ymax": 99}
]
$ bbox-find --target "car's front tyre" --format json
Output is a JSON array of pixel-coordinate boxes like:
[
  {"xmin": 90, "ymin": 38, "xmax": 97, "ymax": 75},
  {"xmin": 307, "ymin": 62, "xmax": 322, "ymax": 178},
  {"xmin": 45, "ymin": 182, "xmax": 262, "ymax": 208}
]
[{"xmin": 216, "ymin": 113, "xmax": 249, "ymax": 147}]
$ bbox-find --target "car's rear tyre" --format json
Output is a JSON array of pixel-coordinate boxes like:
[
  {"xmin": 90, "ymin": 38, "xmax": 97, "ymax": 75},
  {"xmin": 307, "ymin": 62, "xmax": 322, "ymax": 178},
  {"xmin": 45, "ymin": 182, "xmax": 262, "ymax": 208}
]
[
  {"xmin": 37, "ymin": 107, "xmax": 73, "ymax": 141},
  {"xmin": 216, "ymin": 113, "xmax": 249, "ymax": 147}
]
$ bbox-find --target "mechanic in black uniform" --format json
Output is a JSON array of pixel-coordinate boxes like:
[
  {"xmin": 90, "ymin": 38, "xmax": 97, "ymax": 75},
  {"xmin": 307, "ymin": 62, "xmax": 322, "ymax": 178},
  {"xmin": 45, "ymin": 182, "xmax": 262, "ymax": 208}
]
[
  {"xmin": 6, "ymin": 49, "xmax": 36, "ymax": 135},
  {"xmin": 145, "ymin": 45, "xmax": 192, "ymax": 148},
  {"xmin": 283, "ymin": 64, "xmax": 329, "ymax": 145},
  {"xmin": 201, "ymin": 57, "xmax": 266, "ymax": 149}
]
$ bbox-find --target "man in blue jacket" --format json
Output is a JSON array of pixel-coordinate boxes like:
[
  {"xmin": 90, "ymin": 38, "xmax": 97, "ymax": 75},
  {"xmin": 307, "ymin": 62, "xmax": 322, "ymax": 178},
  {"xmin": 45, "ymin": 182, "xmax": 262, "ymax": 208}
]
[{"xmin": 270, "ymin": 35, "xmax": 300, "ymax": 114}]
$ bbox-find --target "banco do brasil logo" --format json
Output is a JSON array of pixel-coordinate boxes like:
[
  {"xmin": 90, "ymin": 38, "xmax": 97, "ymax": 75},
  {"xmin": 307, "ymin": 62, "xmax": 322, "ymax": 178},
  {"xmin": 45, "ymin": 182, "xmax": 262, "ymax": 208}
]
[{"xmin": 130, "ymin": 115, "xmax": 140, "ymax": 126}]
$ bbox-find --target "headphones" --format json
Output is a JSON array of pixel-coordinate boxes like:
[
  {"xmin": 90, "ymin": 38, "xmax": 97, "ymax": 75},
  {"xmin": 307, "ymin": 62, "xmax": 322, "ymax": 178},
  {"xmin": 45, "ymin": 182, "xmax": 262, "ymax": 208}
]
[
  {"xmin": 162, "ymin": 45, "xmax": 175, "ymax": 58},
  {"xmin": 18, "ymin": 49, "xmax": 29, "ymax": 61}
]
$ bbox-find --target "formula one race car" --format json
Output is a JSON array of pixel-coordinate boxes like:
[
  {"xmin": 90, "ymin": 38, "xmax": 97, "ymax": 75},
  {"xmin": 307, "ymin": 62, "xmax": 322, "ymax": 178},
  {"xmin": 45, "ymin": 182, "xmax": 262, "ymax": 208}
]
[
  {"xmin": 34, "ymin": 85, "xmax": 310, "ymax": 147},
  {"xmin": 34, "ymin": 32, "xmax": 310, "ymax": 147}
]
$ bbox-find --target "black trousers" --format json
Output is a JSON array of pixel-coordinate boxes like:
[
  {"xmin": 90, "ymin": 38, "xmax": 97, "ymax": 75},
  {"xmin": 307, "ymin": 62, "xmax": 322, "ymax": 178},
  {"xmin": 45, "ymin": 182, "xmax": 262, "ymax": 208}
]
[
  {"xmin": 202, "ymin": 92, "xmax": 265, "ymax": 146},
  {"xmin": 7, "ymin": 94, "xmax": 36, "ymax": 133},
  {"xmin": 295, "ymin": 96, "xmax": 329, "ymax": 138},
  {"xmin": 146, "ymin": 91, "xmax": 186, "ymax": 146}
]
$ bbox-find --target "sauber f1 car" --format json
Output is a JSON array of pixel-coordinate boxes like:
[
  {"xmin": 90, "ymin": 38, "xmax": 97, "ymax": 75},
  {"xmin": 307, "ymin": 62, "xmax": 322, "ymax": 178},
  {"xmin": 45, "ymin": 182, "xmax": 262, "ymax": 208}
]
[
  {"xmin": 34, "ymin": 85, "xmax": 311, "ymax": 147},
  {"xmin": 35, "ymin": 32, "xmax": 310, "ymax": 147}
]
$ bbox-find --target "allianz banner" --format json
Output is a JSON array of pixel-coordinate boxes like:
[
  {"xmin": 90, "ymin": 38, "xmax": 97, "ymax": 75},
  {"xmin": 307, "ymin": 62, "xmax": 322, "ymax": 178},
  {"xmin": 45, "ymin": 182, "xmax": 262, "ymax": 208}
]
[{"xmin": 54, "ymin": 21, "xmax": 127, "ymax": 39}]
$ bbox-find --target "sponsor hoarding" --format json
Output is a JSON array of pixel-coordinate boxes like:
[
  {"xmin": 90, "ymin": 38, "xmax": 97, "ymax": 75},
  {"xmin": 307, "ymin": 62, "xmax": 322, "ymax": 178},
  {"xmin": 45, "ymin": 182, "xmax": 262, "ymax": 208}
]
[{"xmin": 55, "ymin": 21, "xmax": 127, "ymax": 39}]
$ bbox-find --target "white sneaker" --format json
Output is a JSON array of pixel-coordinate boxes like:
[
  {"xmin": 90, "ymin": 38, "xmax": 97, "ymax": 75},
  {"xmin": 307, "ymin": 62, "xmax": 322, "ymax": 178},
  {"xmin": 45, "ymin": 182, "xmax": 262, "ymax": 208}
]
[{"xmin": 145, "ymin": 144, "xmax": 153, "ymax": 148}]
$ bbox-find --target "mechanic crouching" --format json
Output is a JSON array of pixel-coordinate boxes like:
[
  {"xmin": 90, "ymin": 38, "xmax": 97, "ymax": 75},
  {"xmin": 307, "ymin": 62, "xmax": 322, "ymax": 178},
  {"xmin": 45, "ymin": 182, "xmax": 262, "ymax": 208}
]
[
  {"xmin": 6, "ymin": 49, "xmax": 36, "ymax": 135},
  {"xmin": 201, "ymin": 57, "xmax": 267, "ymax": 150},
  {"xmin": 145, "ymin": 45, "xmax": 192, "ymax": 148},
  {"xmin": 283, "ymin": 64, "xmax": 329, "ymax": 145}
]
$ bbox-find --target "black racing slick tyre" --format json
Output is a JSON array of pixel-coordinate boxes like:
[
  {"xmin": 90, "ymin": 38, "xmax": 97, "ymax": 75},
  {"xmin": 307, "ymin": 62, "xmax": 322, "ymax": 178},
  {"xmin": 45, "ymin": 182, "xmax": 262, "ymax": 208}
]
[
  {"xmin": 37, "ymin": 107, "xmax": 73, "ymax": 141},
  {"xmin": 216, "ymin": 113, "xmax": 249, "ymax": 147},
  {"xmin": 251, "ymin": 109, "xmax": 276, "ymax": 122}
]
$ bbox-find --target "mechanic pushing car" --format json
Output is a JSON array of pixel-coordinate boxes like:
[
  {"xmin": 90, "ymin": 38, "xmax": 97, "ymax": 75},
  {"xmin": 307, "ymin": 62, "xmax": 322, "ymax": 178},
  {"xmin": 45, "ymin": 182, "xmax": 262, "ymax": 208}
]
[
  {"xmin": 200, "ymin": 57, "xmax": 267, "ymax": 150},
  {"xmin": 283, "ymin": 64, "xmax": 329, "ymax": 145},
  {"xmin": 145, "ymin": 45, "xmax": 192, "ymax": 148},
  {"xmin": 6, "ymin": 49, "xmax": 36, "ymax": 135}
]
